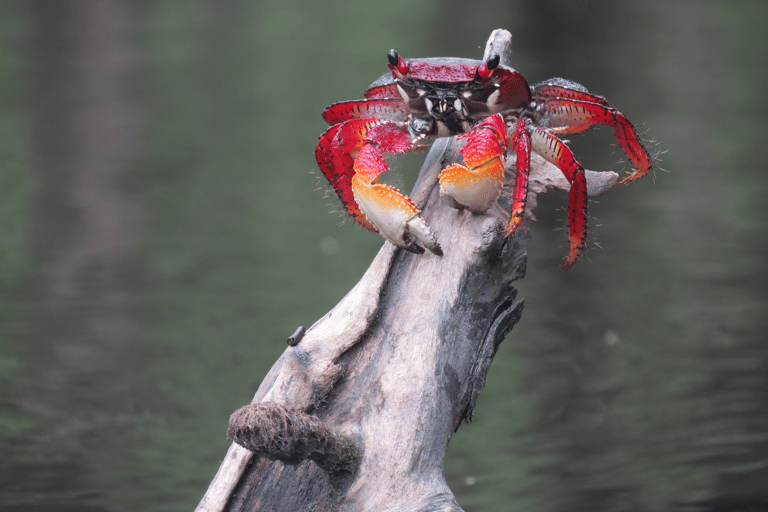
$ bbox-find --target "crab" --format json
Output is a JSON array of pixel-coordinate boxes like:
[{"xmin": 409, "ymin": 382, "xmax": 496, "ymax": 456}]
[{"xmin": 315, "ymin": 49, "xmax": 653, "ymax": 268}]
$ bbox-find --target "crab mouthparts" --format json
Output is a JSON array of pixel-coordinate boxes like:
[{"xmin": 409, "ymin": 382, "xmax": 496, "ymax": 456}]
[
  {"xmin": 436, "ymin": 100, "xmax": 460, "ymax": 115},
  {"xmin": 427, "ymin": 90, "xmax": 463, "ymax": 117}
]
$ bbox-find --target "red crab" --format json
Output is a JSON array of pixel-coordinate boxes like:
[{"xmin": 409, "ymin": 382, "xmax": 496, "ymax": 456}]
[{"xmin": 315, "ymin": 49, "xmax": 653, "ymax": 268}]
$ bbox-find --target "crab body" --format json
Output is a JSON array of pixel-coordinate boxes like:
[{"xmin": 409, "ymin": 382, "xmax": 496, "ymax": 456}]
[{"xmin": 315, "ymin": 49, "xmax": 653, "ymax": 267}]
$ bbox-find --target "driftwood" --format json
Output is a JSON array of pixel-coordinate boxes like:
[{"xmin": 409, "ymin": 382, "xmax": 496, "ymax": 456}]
[{"xmin": 195, "ymin": 29, "xmax": 618, "ymax": 512}]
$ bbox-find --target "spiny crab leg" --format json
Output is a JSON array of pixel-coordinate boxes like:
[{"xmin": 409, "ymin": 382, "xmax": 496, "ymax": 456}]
[
  {"xmin": 316, "ymin": 119, "xmax": 378, "ymax": 231},
  {"xmin": 321, "ymin": 98, "xmax": 408, "ymax": 125},
  {"xmin": 503, "ymin": 118, "xmax": 588, "ymax": 268},
  {"xmin": 526, "ymin": 124, "xmax": 589, "ymax": 269},
  {"xmin": 438, "ymin": 114, "xmax": 508, "ymax": 214},
  {"xmin": 537, "ymin": 95, "xmax": 653, "ymax": 184},
  {"xmin": 507, "ymin": 117, "xmax": 532, "ymax": 237}
]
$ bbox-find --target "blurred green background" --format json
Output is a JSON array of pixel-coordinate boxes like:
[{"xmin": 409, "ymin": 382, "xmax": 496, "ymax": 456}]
[{"xmin": 1, "ymin": 1, "xmax": 767, "ymax": 511}]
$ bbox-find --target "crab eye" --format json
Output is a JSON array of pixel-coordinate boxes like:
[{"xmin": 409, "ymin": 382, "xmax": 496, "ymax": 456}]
[
  {"xmin": 387, "ymin": 49, "xmax": 409, "ymax": 76},
  {"xmin": 387, "ymin": 49, "xmax": 399, "ymax": 67},
  {"xmin": 476, "ymin": 53, "xmax": 500, "ymax": 80}
]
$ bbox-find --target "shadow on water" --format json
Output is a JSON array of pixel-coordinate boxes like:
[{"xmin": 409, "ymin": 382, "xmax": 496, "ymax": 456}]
[{"xmin": 1, "ymin": 1, "xmax": 767, "ymax": 511}]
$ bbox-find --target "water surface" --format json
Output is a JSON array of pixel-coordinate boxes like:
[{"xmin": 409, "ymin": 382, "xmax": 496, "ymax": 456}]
[{"xmin": 1, "ymin": 1, "xmax": 767, "ymax": 511}]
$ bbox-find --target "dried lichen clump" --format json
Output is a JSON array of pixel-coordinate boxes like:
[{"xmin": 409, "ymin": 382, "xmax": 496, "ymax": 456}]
[{"xmin": 228, "ymin": 402, "xmax": 360, "ymax": 476}]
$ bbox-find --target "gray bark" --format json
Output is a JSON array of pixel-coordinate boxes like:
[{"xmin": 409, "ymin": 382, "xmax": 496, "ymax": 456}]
[{"xmin": 195, "ymin": 29, "xmax": 617, "ymax": 512}]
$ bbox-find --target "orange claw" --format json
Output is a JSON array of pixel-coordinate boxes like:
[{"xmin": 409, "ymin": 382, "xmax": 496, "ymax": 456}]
[
  {"xmin": 438, "ymin": 114, "xmax": 507, "ymax": 214},
  {"xmin": 351, "ymin": 141, "xmax": 442, "ymax": 255},
  {"xmin": 316, "ymin": 118, "xmax": 437, "ymax": 252}
]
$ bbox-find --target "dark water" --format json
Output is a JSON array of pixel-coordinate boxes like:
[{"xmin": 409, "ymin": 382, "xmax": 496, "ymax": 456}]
[{"xmin": 1, "ymin": 1, "xmax": 767, "ymax": 511}]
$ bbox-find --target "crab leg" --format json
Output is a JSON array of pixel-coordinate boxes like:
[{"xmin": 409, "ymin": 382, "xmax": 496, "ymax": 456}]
[
  {"xmin": 363, "ymin": 83, "xmax": 401, "ymax": 100},
  {"xmin": 532, "ymin": 83, "xmax": 611, "ymax": 107},
  {"xmin": 527, "ymin": 125, "xmax": 589, "ymax": 269},
  {"xmin": 506, "ymin": 117, "xmax": 532, "ymax": 237},
  {"xmin": 438, "ymin": 114, "xmax": 508, "ymax": 214},
  {"xmin": 316, "ymin": 119, "xmax": 378, "ymax": 230},
  {"xmin": 322, "ymin": 98, "xmax": 409, "ymax": 125},
  {"xmin": 537, "ymin": 97, "xmax": 653, "ymax": 184}
]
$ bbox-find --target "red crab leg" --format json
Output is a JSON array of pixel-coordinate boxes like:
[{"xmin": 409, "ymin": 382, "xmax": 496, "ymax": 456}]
[
  {"xmin": 316, "ymin": 119, "xmax": 378, "ymax": 230},
  {"xmin": 538, "ymin": 98, "xmax": 653, "ymax": 184},
  {"xmin": 506, "ymin": 117, "xmax": 531, "ymax": 237},
  {"xmin": 438, "ymin": 114, "xmax": 508, "ymax": 214},
  {"xmin": 364, "ymin": 83, "xmax": 400, "ymax": 99},
  {"xmin": 322, "ymin": 99, "xmax": 409, "ymax": 125},
  {"xmin": 528, "ymin": 125, "xmax": 589, "ymax": 269},
  {"xmin": 532, "ymin": 84, "xmax": 610, "ymax": 107}
]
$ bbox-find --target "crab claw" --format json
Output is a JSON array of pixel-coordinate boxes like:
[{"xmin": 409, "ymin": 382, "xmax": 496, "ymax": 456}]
[
  {"xmin": 438, "ymin": 114, "xmax": 507, "ymax": 214},
  {"xmin": 352, "ymin": 143, "xmax": 442, "ymax": 256},
  {"xmin": 352, "ymin": 175, "xmax": 441, "ymax": 255}
]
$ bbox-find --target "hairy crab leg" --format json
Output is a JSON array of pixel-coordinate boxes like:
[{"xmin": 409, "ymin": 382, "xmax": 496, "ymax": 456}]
[
  {"xmin": 438, "ymin": 114, "xmax": 508, "ymax": 214},
  {"xmin": 506, "ymin": 117, "xmax": 531, "ymax": 237},
  {"xmin": 532, "ymin": 83, "xmax": 611, "ymax": 107},
  {"xmin": 528, "ymin": 125, "xmax": 589, "ymax": 269},
  {"xmin": 322, "ymin": 98, "xmax": 409, "ymax": 125},
  {"xmin": 363, "ymin": 83, "xmax": 400, "ymax": 99},
  {"xmin": 316, "ymin": 119, "xmax": 378, "ymax": 231},
  {"xmin": 538, "ymin": 98, "xmax": 653, "ymax": 184}
]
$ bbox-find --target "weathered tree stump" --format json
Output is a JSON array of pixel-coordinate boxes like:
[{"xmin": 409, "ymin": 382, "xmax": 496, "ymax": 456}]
[{"xmin": 195, "ymin": 29, "xmax": 618, "ymax": 512}]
